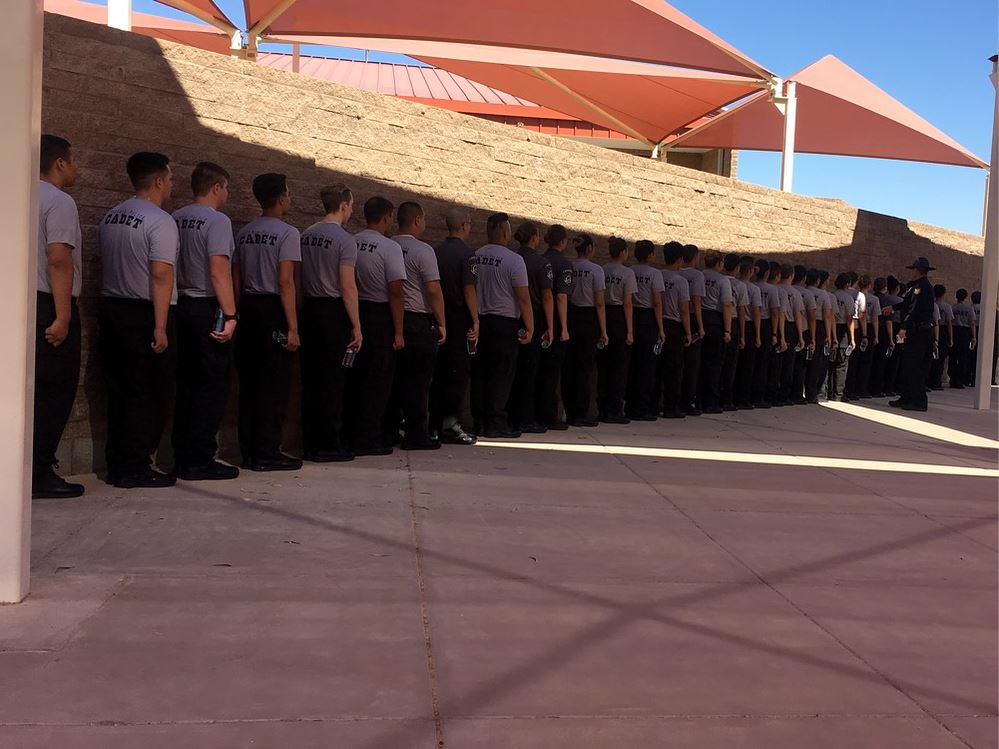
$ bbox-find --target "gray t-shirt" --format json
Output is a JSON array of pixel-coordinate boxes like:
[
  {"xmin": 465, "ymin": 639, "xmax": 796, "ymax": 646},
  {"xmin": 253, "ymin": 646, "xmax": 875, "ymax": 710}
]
[
  {"xmin": 632, "ymin": 263, "xmax": 665, "ymax": 309},
  {"xmin": 301, "ymin": 220, "xmax": 358, "ymax": 299},
  {"xmin": 233, "ymin": 216, "xmax": 301, "ymax": 296},
  {"xmin": 755, "ymin": 281, "xmax": 778, "ymax": 320},
  {"xmin": 97, "ymin": 197, "xmax": 179, "ymax": 303},
  {"xmin": 729, "ymin": 276, "xmax": 749, "ymax": 310},
  {"xmin": 952, "ymin": 302, "xmax": 978, "ymax": 327},
  {"xmin": 353, "ymin": 228, "xmax": 406, "ymax": 303},
  {"xmin": 937, "ymin": 301, "xmax": 954, "ymax": 325},
  {"xmin": 678, "ymin": 268, "xmax": 705, "ymax": 299},
  {"xmin": 569, "ymin": 258, "xmax": 606, "ymax": 308},
  {"xmin": 834, "ymin": 288, "xmax": 863, "ymax": 324},
  {"xmin": 661, "ymin": 269, "xmax": 690, "ymax": 322},
  {"xmin": 745, "ymin": 280, "xmax": 762, "ymax": 317},
  {"xmin": 474, "ymin": 243, "xmax": 529, "ymax": 318},
  {"xmin": 864, "ymin": 292, "xmax": 881, "ymax": 325},
  {"xmin": 37, "ymin": 180, "xmax": 82, "ymax": 298},
  {"xmin": 776, "ymin": 285, "xmax": 792, "ymax": 323},
  {"xmin": 603, "ymin": 262, "xmax": 638, "ymax": 306},
  {"xmin": 702, "ymin": 269, "xmax": 733, "ymax": 312},
  {"xmin": 172, "ymin": 203, "xmax": 234, "ymax": 299},
  {"xmin": 394, "ymin": 234, "xmax": 441, "ymax": 314}
]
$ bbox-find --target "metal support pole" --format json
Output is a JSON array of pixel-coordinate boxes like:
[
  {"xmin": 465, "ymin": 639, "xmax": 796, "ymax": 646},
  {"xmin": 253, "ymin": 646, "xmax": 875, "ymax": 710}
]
[
  {"xmin": 107, "ymin": 0, "xmax": 132, "ymax": 31},
  {"xmin": 974, "ymin": 56, "xmax": 998, "ymax": 409},
  {"xmin": 779, "ymin": 80, "xmax": 797, "ymax": 192},
  {"xmin": 0, "ymin": 0, "xmax": 41, "ymax": 603},
  {"xmin": 292, "ymin": 42, "xmax": 300, "ymax": 73}
]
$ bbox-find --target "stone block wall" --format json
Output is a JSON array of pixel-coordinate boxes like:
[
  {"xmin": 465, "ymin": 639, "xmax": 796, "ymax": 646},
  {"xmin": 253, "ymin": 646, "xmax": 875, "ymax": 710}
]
[{"xmin": 40, "ymin": 13, "xmax": 985, "ymax": 474}]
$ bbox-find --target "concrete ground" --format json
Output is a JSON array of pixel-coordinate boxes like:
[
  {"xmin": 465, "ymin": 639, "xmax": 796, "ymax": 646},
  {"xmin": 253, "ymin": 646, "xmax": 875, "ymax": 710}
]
[{"xmin": 2, "ymin": 390, "xmax": 997, "ymax": 749}]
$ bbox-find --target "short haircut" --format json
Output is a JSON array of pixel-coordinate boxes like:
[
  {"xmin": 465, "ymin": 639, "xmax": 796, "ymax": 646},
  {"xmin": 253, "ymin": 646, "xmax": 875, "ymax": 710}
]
[
  {"xmin": 40, "ymin": 134, "xmax": 71, "ymax": 173},
  {"xmin": 873, "ymin": 277, "xmax": 887, "ymax": 293},
  {"xmin": 723, "ymin": 252, "xmax": 741, "ymax": 272},
  {"xmin": 573, "ymin": 233, "xmax": 594, "ymax": 256},
  {"xmin": 514, "ymin": 221, "xmax": 540, "ymax": 245},
  {"xmin": 251, "ymin": 172, "xmax": 287, "ymax": 209},
  {"xmin": 634, "ymin": 240, "xmax": 655, "ymax": 262},
  {"xmin": 681, "ymin": 243, "xmax": 699, "ymax": 263},
  {"xmin": 703, "ymin": 250, "xmax": 723, "ymax": 268},
  {"xmin": 126, "ymin": 151, "xmax": 171, "ymax": 191},
  {"xmin": 847, "ymin": 271, "xmax": 859, "ymax": 284},
  {"xmin": 769, "ymin": 261, "xmax": 783, "ymax": 280},
  {"xmin": 886, "ymin": 275, "xmax": 899, "ymax": 292},
  {"xmin": 739, "ymin": 255, "xmax": 755, "ymax": 274},
  {"xmin": 956, "ymin": 288, "xmax": 968, "ymax": 301},
  {"xmin": 780, "ymin": 263, "xmax": 793, "ymax": 279},
  {"xmin": 191, "ymin": 161, "xmax": 230, "ymax": 198},
  {"xmin": 857, "ymin": 274, "xmax": 871, "ymax": 289},
  {"xmin": 320, "ymin": 183, "xmax": 352, "ymax": 214},
  {"xmin": 834, "ymin": 272, "xmax": 850, "ymax": 289},
  {"xmin": 486, "ymin": 212, "xmax": 510, "ymax": 239},
  {"xmin": 608, "ymin": 236, "xmax": 627, "ymax": 259},
  {"xmin": 804, "ymin": 268, "xmax": 818, "ymax": 286},
  {"xmin": 545, "ymin": 224, "xmax": 568, "ymax": 247},
  {"xmin": 934, "ymin": 284, "xmax": 946, "ymax": 298},
  {"xmin": 397, "ymin": 201, "xmax": 424, "ymax": 229},
  {"xmin": 818, "ymin": 270, "xmax": 830, "ymax": 284},
  {"xmin": 445, "ymin": 206, "xmax": 471, "ymax": 232},
  {"xmin": 972, "ymin": 290, "xmax": 981, "ymax": 304},
  {"xmin": 364, "ymin": 195, "xmax": 394, "ymax": 224},
  {"xmin": 793, "ymin": 264, "xmax": 807, "ymax": 283},
  {"xmin": 754, "ymin": 258, "xmax": 770, "ymax": 278},
  {"xmin": 663, "ymin": 241, "xmax": 684, "ymax": 265}
]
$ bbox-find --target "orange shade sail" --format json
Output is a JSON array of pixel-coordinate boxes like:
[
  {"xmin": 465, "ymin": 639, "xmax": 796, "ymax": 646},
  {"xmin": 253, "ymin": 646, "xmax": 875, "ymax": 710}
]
[{"xmin": 670, "ymin": 55, "xmax": 987, "ymax": 169}]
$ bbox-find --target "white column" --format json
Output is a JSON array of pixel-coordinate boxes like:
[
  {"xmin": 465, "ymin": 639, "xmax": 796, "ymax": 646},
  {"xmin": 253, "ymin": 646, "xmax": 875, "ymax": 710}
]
[
  {"xmin": 107, "ymin": 0, "xmax": 132, "ymax": 32},
  {"xmin": 779, "ymin": 80, "xmax": 798, "ymax": 193},
  {"xmin": 292, "ymin": 42, "xmax": 301, "ymax": 73},
  {"xmin": 0, "ymin": 0, "xmax": 42, "ymax": 604},
  {"xmin": 975, "ymin": 56, "xmax": 998, "ymax": 410}
]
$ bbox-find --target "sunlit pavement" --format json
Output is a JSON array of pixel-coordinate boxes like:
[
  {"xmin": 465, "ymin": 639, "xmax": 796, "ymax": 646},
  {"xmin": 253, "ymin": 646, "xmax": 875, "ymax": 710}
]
[{"xmin": 2, "ymin": 389, "xmax": 996, "ymax": 748}]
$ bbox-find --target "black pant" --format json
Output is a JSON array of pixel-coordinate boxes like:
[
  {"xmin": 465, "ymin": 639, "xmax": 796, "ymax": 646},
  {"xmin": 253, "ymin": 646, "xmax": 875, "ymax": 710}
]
[
  {"xmin": 563, "ymin": 306, "xmax": 598, "ymax": 422},
  {"xmin": 471, "ymin": 314, "xmax": 520, "ymax": 432},
  {"xmin": 900, "ymin": 326, "xmax": 932, "ymax": 407},
  {"xmin": 597, "ymin": 305, "xmax": 631, "ymax": 417},
  {"xmin": 790, "ymin": 324, "xmax": 811, "ymax": 403},
  {"xmin": 300, "ymin": 297, "xmax": 351, "ymax": 454},
  {"xmin": 777, "ymin": 320, "xmax": 796, "ymax": 403},
  {"xmin": 33, "ymin": 292, "xmax": 81, "ymax": 474},
  {"xmin": 751, "ymin": 318, "xmax": 775, "ymax": 405},
  {"xmin": 950, "ymin": 327, "xmax": 973, "ymax": 386},
  {"xmin": 431, "ymin": 306, "xmax": 472, "ymax": 431},
  {"xmin": 856, "ymin": 323, "xmax": 875, "ymax": 396},
  {"xmin": 392, "ymin": 312, "xmax": 438, "ymax": 443},
  {"xmin": 681, "ymin": 314, "xmax": 702, "ymax": 410},
  {"xmin": 885, "ymin": 328, "xmax": 902, "ymax": 394},
  {"xmin": 659, "ymin": 319, "xmax": 685, "ymax": 413},
  {"xmin": 844, "ymin": 326, "xmax": 863, "ymax": 398},
  {"xmin": 627, "ymin": 308, "xmax": 658, "ymax": 417},
  {"xmin": 536, "ymin": 336, "xmax": 567, "ymax": 425},
  {"xmin": 929, "ymin": 328, "xmax": 950, "ymax": 389},
  {"xmin": 346, "ymin": 301, "xmax": 397, "ymax": 450},
  {"xmin": 699, "ymin": 310, "xmax": 725, "ymax": 410},
  {"xmin": 719, "ymin": 316, "xmax": 740, "ymax": 409},
  {"xmin": 828, "ymin": 323, "xmax": 850, "ymax": 400},
  {"xmin": 805, "ymin": 321, "xmax": 827, "ymax": 402},
  {"xmin": 172, "ymin": 296, "xmax": 232, "ymax": 467},
  {"xmin": 509, "ymin": 306, "xmax": 544, "ymax": 428},
  {"xmin": 99, "ymin": 297, "xmax": 175, "ymax": 474},
  {"xmin": 734, "ymin": 320, "xmax": 757, "ymax": 407},
  {"xmin": 235, "ymin": 294, "xmax": 293, "ymax": 462},
  {"xmin": 870, "ymin": 322, "xmax": 890, "ymax": 395}
]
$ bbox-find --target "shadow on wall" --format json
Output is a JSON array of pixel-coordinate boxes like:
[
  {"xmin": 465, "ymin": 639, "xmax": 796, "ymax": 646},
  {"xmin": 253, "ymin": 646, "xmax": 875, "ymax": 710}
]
[{"xmin": 41, "ymin": 13, "xmax": 983, "ymax": 475}]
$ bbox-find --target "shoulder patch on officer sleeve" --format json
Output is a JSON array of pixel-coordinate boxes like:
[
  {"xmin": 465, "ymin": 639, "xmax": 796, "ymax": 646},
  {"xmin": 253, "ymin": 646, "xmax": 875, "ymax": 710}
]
[
  {"xmin": 562, "ymin": 269, "xmax": 573, "ymax": 286},
  {"xmin": 546, "ymin": 266, "xmax": 553, "ymax": 280}
]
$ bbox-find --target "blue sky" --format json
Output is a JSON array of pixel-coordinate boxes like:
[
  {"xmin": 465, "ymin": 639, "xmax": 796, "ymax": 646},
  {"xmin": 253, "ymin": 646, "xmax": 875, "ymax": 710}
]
[{"xmin": 122, "ymin": 0, "xmax": 996, "ymax": 235}]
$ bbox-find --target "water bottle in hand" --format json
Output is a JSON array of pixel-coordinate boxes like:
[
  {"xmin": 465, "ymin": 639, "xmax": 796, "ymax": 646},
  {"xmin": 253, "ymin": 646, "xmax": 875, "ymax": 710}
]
[
  {"xmin": 213, "ymin": 308, "xmax": 225, "ymax": 334},
  {"xmin": 342, "ymin": 346, "xmax": 358, "ymax": 368},
  {"xmin": 653, "ymin": 339, "xmax": 663, "ymax": 356}
]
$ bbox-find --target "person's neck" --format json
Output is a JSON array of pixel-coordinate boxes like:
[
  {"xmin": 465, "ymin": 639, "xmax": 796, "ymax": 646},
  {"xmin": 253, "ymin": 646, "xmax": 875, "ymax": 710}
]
[
  {"xmin": 262, "ymin": 208, "xmax": 284, "ymax": 219},
  {"xmin": 367, "ymin": 223, "xmax": 386, "ymax": 236},
  {"xmin": 135, "ymin": 190, "xmax": 162, "ymax": 207},
  {"xmin": 194, "ymin": 195, "xmax": 220, "ymax": 210},
  {"xmin": 398, "ymin": 226, "xmax": 420, "ymax": 238},
  {"xmin": 40, "ymin": 173, "xmax": 65, "ymax": 190},
  {"xmin": 323, "ymin": 210, "xmax": 346, "ymax": 225},
  {"xmin": 447, "ymin": 232, "xmax": 466, "ymax": 241}
]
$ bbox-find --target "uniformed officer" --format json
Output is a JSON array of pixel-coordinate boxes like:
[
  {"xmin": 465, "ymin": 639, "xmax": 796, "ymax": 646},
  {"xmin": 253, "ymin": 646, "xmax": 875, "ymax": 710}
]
[
  {"xmin": 299, "ymin": 183, "xmax": 362, "ymax": 463},
  {"xmin": 391, "ymin": 201, "xmax": 447, "ymax": 450},
  {"xmin": 929, "ymin": 284, "xmax": 953, "ymax": 390},
  {"xmin": 789, "ymin": 265, "xmax": 815, "ymax": 405},
  {"xmin": 856, "ymin": 275, "xmax": 881, "ymax": 398},
  {"xmin": 890, "ymin": 257, "xmax": 936, "ymax": 411},
  {"xmin": 430, "ymin": 207, "xmax": 479, "ymax": 445},
  {"xmin": 32, "ymin": 135, "xmax": 85, "ymax": 499},
  {"xmin": 751, "ymin": 259, "xmax": 781, "ymax": 409},
  {"xmin": 626, "ymin": 239, "xmax": 665, "ymax": 421},
  {"xmin": 97, "ymin": 152, "xmax": 178, "ymax": 488},
  {"xmin": 733, "ymin": 255, "xmax": 761, "ymax": 409},
  {"xmin": 471, "ymin": 213, "xmax": 532, "ymax": 438},
  {"xmin": 171, "ymin": 162, "xmax": 239, "ymax": 481},
  {"xmin": 232, "ymin": 173, "xmax": 302, "ymax": 471},
  {"xmin": 678, "ymin": 244, "xmax": 706, "ymax": 415},
  {"xmin": 699, "ymin": 251, "xmax": 733, "ymax": 413},
  {"xmin": 345, "ymin": 196, "xmax": 406, "ymax": 455},
  {"xmin": 720, "ymin": 253, "xmax": 747, "ymax": 412},
  {"xmin": 536, "ymin": 224, "xmax": 573, "ymax": 430},
  {"xmin": 950, "ymin": 288, "xmax": 978, "ymax": 388},
  {"xmin": 598, "ymin": 237, "xmax": 636, "ymax": 423},
  {"xmin": 658, "ymin": 242, "xmax": 692, "ymax": 418},
  {"xmin": 508, "ymin": 221, "xmax": 553, "ymax": 433},
  {"xmin": 563, "ymin": 234, "xmax": 607, "ymax": 427}
]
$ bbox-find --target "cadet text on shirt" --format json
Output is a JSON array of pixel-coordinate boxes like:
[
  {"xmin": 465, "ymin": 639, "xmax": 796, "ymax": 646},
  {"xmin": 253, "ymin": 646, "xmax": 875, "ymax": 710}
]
[
  {"xmin": 603, "ymin": 262, "xmax": 638, "ymax": 306},
  {"xmin": 353, "ymin": 228, "xmax": 406, "ymax": 303},
  {"xmin": 631, "ymin": 263, "xmax": 665, "ymax": 309},
  {"xmin": 97, "ymin": 197, "xmax": 179, "ymax": 303},
  {"xmin": 474, "ymin": 243, "xmax": 529, "ymax": 318},
  {"xmin": 233, "ymin": 216, "xmax": 301, "ymax": 296},
  {"xmin": 173, "ymin": 203, "xmax": 234, "ymax": 299},
  {"xmin": 569, "ymin": 258, "xmax": 606, "ymax": 308},
  {"xmin": 300, "ymin": 220, "xmax": 358, "ymax": 300}
]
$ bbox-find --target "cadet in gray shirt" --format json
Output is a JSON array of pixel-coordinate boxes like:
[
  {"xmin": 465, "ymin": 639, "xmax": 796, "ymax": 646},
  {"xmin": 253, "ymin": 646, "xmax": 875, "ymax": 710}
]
[
  {"xmin": 564, "ymin": 234, "xmax": 607, "ymax": 426},
  {"xmin": 700, "ymin": 251, "xmax": 733, "ymax": 412},
  {"xmin": 299, "ymin": 183, "xmax": 362, "ymax": 463},
  {"xmin": 950, "ymin": 288, "xmax": 977, "ymax": 388},
  {"xmin": 678, "ymin": 243, "xmax": 706, "ymax": 414},
  {"xmin": 171, "ymin": 161, "xmax": 240, "ymax": 481},
  {"xmin": 626, "ymin": 239, "xmax": 666, "ymax": 420},
  {"xmin": 659, "ymin": 242, "xmax": 692, "ymax": 417},
  {"xmin": 391, "ymin": 201, "xmax": 447, "ymax": 449},
  {"xmin": 232, "ymin": 173, "xmax": 302, "ymax": 471},
  {"xmin": 32, "ymin": 134, "xmax": 85, "ymax": 499},
  {"xmin": 345, "ymin": 196, "xmax": 407, "ymax": 454},
  {"xmin": 598, "ymin": 237, "xmax": 637, "ymax": 422},
  {"xmin": 96, "ymin": 152, "xmax": 178, "ymax": 488}
]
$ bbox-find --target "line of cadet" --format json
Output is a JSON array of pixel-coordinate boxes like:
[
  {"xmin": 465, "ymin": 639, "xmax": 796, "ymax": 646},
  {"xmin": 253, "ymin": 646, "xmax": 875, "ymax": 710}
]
[{"xmin": 32, "ymin": 138, "xmax": 957, "ymax": 498}]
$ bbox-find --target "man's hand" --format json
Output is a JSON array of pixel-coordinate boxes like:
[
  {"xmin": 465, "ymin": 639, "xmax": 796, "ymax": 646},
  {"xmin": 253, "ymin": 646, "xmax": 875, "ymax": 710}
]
[
  {"xmin": 683, "ymin": 333, "xmax": 692, "ymax": 347},
  {"xmin": 152, "ymin": 327, "xmax": 168, "ymax": 354},
  {"xmin": 542, "ymin": 328, "xmax": 554, "ymax": 347},
  {"xmin": 797, "ymin": 336, "xmax": 805, "ymax": 351},
  {"xmin": 436, "ymin": 325, "xmax": 446, "ymax": 346},
  {"xmin": 724, "ymin": 331, "xmax": 732, "ymax": 344},
  {"xmin": 393, "ymin": 334, "xmax": 405, "ymax": 351},
  {"xmin": 755, "ymin": 336, "xmax": 762, "ymax": 349},
  {"xmin": 466, "ymin": 323, "xmax": 479, "ymax": 344},
  {"xmin": 896, "ymin": 330, "xmax": 907, "ymax": 344},
  {"xmin": 597, "ymin": 332, "xmax": 609, "ymax": 349},
  {"xmin": 560, "ymin": 327, "xmax": 570, "ymax": 343},
  {"xmin": 348, "ymin": 326, "xmax": 363, "ymax": 352},
  {"xmin": 625, "ymin": 332, "xmax": 634, "ymax": 346},
  {"xmin": 518, "ymin": 327, "xmax": 534, "ymax": 345},
  {"xmin": 698, "ymin": 327, "xmax": 706, "ymax": 340},
  {"xmin": 210, "ymin": 319, "xmax": 237, "ymax": 344},
  {"xmin": 283, "ymin": 329, "xmax": 301, "ymax": 352},
  {"xmin": 44, "ymin": 317, "xmax": 70, "ymax": 347}
]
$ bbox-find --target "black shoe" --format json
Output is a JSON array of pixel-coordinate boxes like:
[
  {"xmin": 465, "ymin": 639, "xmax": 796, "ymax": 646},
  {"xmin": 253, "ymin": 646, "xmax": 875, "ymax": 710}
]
[
  {"xmin": 440, "ymin": 423, "xmax": 477, "ymax": 445},
  {"xmin": 32, "ymin": 469, "xmax": 84, "ymax": 499},
  {"xmin": 736, "ymin": 403, "xmax": 755, "ymax": 411},
  {"xmin": 569, "ymin": 419, "xmax": 599, "ymax": 428},
  {"xmin": 901, "ymin": 403, "xmax": 928, "ymax": 412},
  {"xmin": 684, "ymin": 408, "xmax": 702, "ymax": 417},
  {"xmin": 791, "ymin": 399, "xmax": 808, "ymax": 406},
  {"xmin": 353, "ymin": 445, "xmax": 394, "ymax": 457},
  {"xmin": 544, "ymin": 421, "xmax": 570, "ymax": 431},
  {"xmin": 753, "ymin": 401, "xmax": 771, "ymax": 409},
  {"xmin": 870, "ymin": 392, "xmax": 885, "ymax": 397},
  {"xmin": 929, "ymin": 386, "xmax": 944, "ymax": 392},
  {"xmin": 602, "ymin": 414, "xmax": 631, "ymax": 424},
  {"xmin": 951, "ymin": 384, "xmax": 966, "ymax": 390},
  {"xmin": 630, "ymin": 413, "xmax": 657, "ymax": 422},
  {"xmin": 887, "ymin": 399, "xmax": 905, "ymax": 409},
  {"xmin": 483, "ymin": 428, "xmax": 522, "ymax": 438},
  {"xmin": 702, "ymin": 407, "xmax": 724, "ymax": 414},
  {"xmin": 179, "ymin": 461, "xmax": 240, "ymax": 481},
  {"xmin": 858, "ymin": 394, "xmax": 872, "ymax": 400},
  {"xmin": 304, "ymin": 449, "xmax": 355, "ymax": 463},
  {"xmin": 841, "ymin": 396, "xmax": 857, "ymax": 403},
  {"xmin": 722, "ymin": 404, "xmax": 738, "ymax": 412},
  {"xmin": 805, "ymin": 398, "xmax": 819, "ymax": 405},
  {"xmin": 113, "ymin": 467, "xmax": 176, "ymax": 489},
  {"xmin": 519, "ymin": 423, "xmax": 549, "ymax": 434},
  {"xmin": 401, "ymin": 440, "xmax": 442, "ymax": 451},
  {"xmin": 661, "ymin": 410, "xmax": 686, "ymax": 419},
  {"xmin": 249, "ymin": 455, "xmax": 303, "ymax": 472}
]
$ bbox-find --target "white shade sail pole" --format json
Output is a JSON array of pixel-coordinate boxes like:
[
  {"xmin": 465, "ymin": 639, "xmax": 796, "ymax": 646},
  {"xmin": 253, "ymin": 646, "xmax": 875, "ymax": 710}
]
[
  {"xmin": 108, "ymin": 0, "xmax": 132, "ymax": 31},
  {"xmin": 0, "ymin": 0, "xmax": 42, "ymax": 604},
  {"xmin": 779, "ymin": 80, "xmax": 798, "ymax": 192},
  {"xmin": 975, "ymin": 55, "xmax": 998, "ymax": 410}
]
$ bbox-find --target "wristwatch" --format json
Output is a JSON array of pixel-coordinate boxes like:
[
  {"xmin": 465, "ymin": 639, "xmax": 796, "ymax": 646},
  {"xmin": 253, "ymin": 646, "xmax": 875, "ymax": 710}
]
[{"xmin": 222, "ymin": 313, "xmax": 239, "ymax": 322}]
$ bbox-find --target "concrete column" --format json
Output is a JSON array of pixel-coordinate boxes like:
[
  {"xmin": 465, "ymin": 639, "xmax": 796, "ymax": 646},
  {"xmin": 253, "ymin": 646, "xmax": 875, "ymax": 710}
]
[
  {"xmin": 108, "ymin": 0, "xmax": 132, "ymax": 32},
  {"xmin": 779, "ymin": 81, "xmax": 798, "ymax": 193},
  {"xmin": 975, "ymin": 56, "xmax": 998, "ymax": 410},
  {"xmin": 0, "ymin": 0, "xmax": 42, "ymax": 603},
  {"xmin": 292, "ymin": 42, "xmax": 300, "ymax": 73}
]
